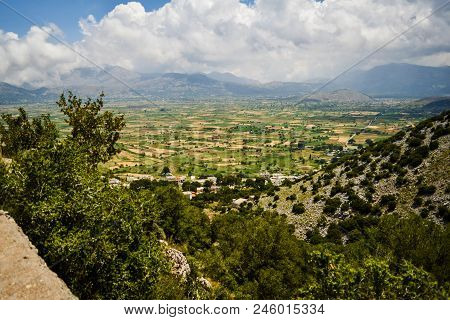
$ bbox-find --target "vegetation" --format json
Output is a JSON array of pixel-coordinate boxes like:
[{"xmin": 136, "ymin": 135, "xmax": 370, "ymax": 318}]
[{"xmin": 0, "ymin": 96, "xmax": 449, "ymax": 300}]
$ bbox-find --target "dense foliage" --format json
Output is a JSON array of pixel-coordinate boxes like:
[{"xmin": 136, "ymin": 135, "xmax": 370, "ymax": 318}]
[
  {"xmin": 0, "ymin": 99, "xmax": 448, "ymax": 299},
  {"xmin": 57, "ymin": 92, "xmax": 125, "ymax": 166}
]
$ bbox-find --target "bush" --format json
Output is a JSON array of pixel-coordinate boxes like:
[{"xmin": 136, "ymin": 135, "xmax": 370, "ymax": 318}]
[
  {"xmin": 323, "ymin": 197, "xmax": 342, "ymax": 215},
  {"xmin": 313, "ymin": 195, "xmax": 322, "ymax": 203},
  {"xmin": 413, "ymin": 196, "xmax": 423, "ymax": 208},
  {"xmin": 286, "ymin": 194, "xmax": 296, "ymax": 201},
  {"xmin": 407, "ymin": 137, "xmax": 422, "ymax": 148},
  {"xmin": 349, "ymin": 194, "xmax": 372, "ymax": 215},
  {"xmin": 379, "ymin": 195, "xmax": 397, "ymax": 211},
  {"xmin": 325, "ymin": 223, "xmax": 343, "ymax": 244},
  {"xmin": 429, "ymin": 140, "xmax": 439, "ymax": 151},
  {"xmin": 417, "ymin": 184, "xmax": 437, "ymax": 196},
  {"xmin": 431, "ymin": 125, "xmax": 449, "ymax": 140},
  {"xmin": 292, "ymin": 203, "xmax": 306, "ymax": 215},
  {"xmin": 330, "ymin": 183, "xmax": 345, "ymax": 196},
  {"xmin": 437, "ymin": 206, "xmax": 449, "ymax": 223}
]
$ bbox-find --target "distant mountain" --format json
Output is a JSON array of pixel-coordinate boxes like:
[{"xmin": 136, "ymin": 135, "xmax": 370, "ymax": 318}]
[
  {"xmin": 206, "ymin": 72, "xmax": 260, "ymax": 86},
  {"xmin": 421, "ymin": 97, "xmax": 450, "ymax": 113},
  {"xmin": 0, "ymin": 82, "xmax": 56, "ymax": 104},
  {"xmin": 45, "ymin": 68, "xmax": 320, "ymax": 99},
  {"xmin": 304, "ymin": 89, "xmax": 374, "ymax": 103},
  {"xmin": 332, "ymin": 63, "xmax": 450, "ymax": 98},
  {"xmin": 1, "ymin": 63, "xmax": 449, "ymax": 103}
]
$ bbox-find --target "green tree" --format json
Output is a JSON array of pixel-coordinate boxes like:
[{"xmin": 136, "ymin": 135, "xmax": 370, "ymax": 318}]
[
  {"xmin": 202, "ymin": 211, "xmax": 307, "ymax": 299},
  {"xmin": 301, "ymin": 251, "xmax": 443, "ymax": 299},
  {"xmin": 57, "ymin": 92, "xmax": 125, "ymax": 166},
  {"xmin": 0, "ymin": 108, "xmax": 58, "ymax": 158},
  {"xmin": 161, "ymin": 166, "xmax": 171, "ymax": 176}
]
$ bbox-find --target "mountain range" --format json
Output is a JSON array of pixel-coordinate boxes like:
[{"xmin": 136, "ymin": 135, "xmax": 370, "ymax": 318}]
[
  {"xmin": 0, "ymin": 63, "xmax": 449, "ymax": 104},
  {"xmin": 331, "ymin": 63, "xmax": 450, "ymax": 98}
]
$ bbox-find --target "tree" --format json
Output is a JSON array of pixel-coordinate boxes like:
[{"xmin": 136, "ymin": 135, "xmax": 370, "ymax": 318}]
[
  {"xmin": 0, "ymin": 108, "xmax": 58, "ymax": 158},
  {"xmin": 204, "ymin": 211, "xmax": 306, "ymax": 299},
  {"xmin": 301, "ymin": 251, "xmax": 443, "ymax": 299},
  {"xmin": 161, "ymin": 166, "xmax": 171, "ymax": 176},
  {"xmin": 57, "ymin": 92, "xmax": 125, "ymax": 166}
]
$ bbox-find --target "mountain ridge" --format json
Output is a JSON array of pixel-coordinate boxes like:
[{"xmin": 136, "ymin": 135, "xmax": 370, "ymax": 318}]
[{"xmin": 1, "ymin": 63, "xmax": 449, "ymax": 103}]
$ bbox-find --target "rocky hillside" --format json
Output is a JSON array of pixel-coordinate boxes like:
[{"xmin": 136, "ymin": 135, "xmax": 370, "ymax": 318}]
[{"xmin": 259, "ymin": 110, "xmax": 450, "ymax": 239}]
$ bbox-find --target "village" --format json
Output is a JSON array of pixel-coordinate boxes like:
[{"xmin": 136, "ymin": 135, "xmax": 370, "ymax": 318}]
[{"xmin": 109, "ymin": 171, "xmax": 303, "ymax": 206}]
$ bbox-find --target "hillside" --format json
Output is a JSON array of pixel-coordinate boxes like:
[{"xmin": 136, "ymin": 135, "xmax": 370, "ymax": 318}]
[
  {"xmin": 259, "ymin": 110, "xmax": 450, "ymax": 239},
  {"xmin": 332, "ymin": 63, "xmax": 450, "ymax": 98},
  {"xmin": 422, "ymin": 98, "xmax": 450, "ymax": 113},
  {"xmin": 1, "ymin": 97, "xmax": 448, "ymax": 299}
]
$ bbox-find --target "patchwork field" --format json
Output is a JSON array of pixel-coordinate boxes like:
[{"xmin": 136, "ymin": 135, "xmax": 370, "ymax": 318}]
[{"xmin": 2, "ymin": 98, "xmax": 425, "ymax": 177}]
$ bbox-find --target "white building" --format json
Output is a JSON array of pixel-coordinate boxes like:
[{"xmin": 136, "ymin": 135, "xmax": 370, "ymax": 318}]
[
  {"xmin": 206, "ymin": 176, "xmax": 217, "ymax": 184},
  {"xmin": 182, "ymin": 191, "xmax": 193, "ymax": 200},
  {"xmin": 232, "ymin": 198, "xmax": 247, "ymax": 207},
  {"xmin": 109, "ymin": 178, "xmax": 121, "ymax": 186}
]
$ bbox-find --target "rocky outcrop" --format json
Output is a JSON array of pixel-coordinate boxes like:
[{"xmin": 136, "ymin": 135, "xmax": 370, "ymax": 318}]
[{"xmin": 164, "ymin": 247, "xmax": 191, "ymax": 280}]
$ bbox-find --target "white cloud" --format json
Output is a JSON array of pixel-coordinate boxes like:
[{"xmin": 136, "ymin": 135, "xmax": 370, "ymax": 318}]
[
  {"xmin": 0, "ymin": 24, "xmax": 81, "ymax": 86},
  {"xmin": 0, "ymin": 0, "xmax": 449, "ymax": 86}
]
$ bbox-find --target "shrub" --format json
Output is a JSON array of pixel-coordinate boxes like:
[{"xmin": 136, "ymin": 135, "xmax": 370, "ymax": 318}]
[
  {"xmin": 437, "ymin": 206, "xmax": 449, "ymax": 223},
  {"xmin": 313, "ymin": 195, "xmax": 322, "ymax": 203},
  {"xmin": 407, "ymin": 137, "xmax": 422, "ymax": 148},
  {"xmin": 413, "ymin": 196, "xmax": 423, "ymax": 208},
  {"xmin": 325, "ymin": 223, "xmax": 343, "ymax": 244},
  {"xmin": 379, "ymin": 195, "xmax": 397, "ymax": 211},
  {"xmin": 286, "ymin": 194, "xmax": 297, "ymax": 201},
  {"xmin": 330, "ymin": 183, "xmax": 345, "ymax": 196},
  {"xmin": 323, "ymin": 197, "xmax": 342, "ymax": 215},
  {"xmin": 429, "ymin": 140, "xmax": 439, "ymax": 151},
  {"xmin": 292, "ymin": 203, "xmax": 306, "ymax": 215},
  {"xmin": 417, "ymin": 184, "xmax": 437, "ymax": 196},
  {"xmin": 431, "ymin": 125, "xmax": 449, "ymax": 140},
  {"xmin": 391, "ymin": 130, "xmax": 405, "ymax": 141}
]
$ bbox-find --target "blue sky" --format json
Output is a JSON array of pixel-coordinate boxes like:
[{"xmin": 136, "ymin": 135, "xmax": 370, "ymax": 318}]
[
  {"xmin": 0, "ymin": 0, "xmax": 172, "ymax": 41},
  {"xmin": 0, "ymin": 0, "xmax": 255, "ymax": 41}
]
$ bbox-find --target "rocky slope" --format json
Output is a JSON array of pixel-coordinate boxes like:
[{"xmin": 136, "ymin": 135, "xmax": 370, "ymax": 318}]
[{"xmin": 259, "ymin": 110, "xmax": 450, "ymax": 239}]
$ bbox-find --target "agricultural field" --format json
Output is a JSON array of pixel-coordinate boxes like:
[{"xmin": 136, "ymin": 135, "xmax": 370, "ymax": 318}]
[{"xmin": 1, "ymin": 98, "xmax": 424, "ymax": 177}]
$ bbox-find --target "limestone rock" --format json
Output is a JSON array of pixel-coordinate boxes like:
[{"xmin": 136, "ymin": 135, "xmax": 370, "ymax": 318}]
[{"xmin": 165, "ymin": 248, "xmax": 191, "ymax": 280}]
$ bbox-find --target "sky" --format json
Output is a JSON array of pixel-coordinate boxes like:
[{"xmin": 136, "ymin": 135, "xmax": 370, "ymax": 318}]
[
  {"xmin": 0, "ymin": 1, "xmax": 172, "ymax": 41},
  {"xmin": 0, "ymin": 0, "xmax": 449, "ymax": 86}
]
